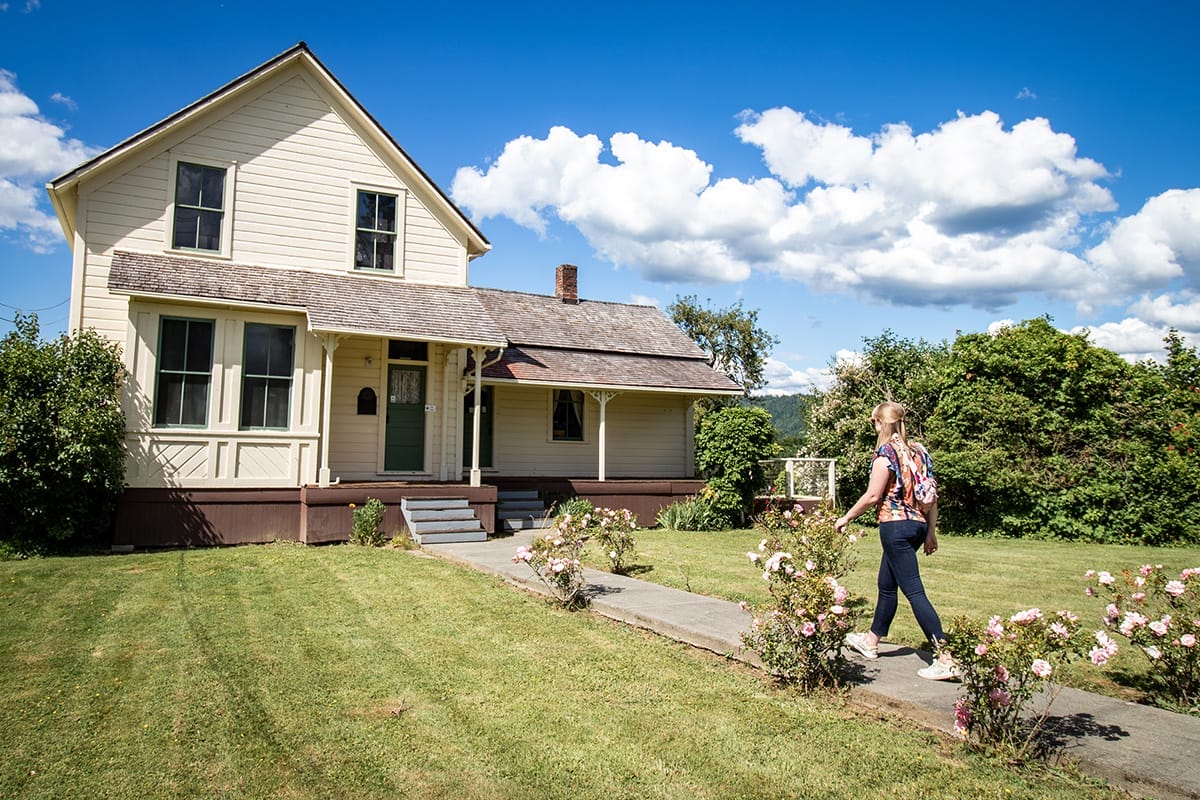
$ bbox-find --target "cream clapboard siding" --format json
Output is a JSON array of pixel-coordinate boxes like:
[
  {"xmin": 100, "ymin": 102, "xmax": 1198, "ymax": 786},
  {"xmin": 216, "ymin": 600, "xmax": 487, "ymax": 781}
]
[
  {"xmin": 326, "ymin": 338, "xmax": 452, "ymax": 480},
  {"xmin": 74, "ymin": 65, "xmax": 467, "ymax": 345},
  {"xmin": 488, "ymin": 385, "xmax": 691, "ymax": 477},
  {"xmin": 121, "ymin": 301, "xmax": 320, "ymax": 488}
]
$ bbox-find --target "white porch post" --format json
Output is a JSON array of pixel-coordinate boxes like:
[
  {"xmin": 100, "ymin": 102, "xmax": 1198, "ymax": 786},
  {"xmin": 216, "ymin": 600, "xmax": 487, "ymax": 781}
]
[
  {"xmin": 587, "ymin": 390, "xmax": 620, "ymax": 481},
  {"xmin": 469, "ymin": 347, "xmax": 483, "ymax": 487},
  {"xmin": 317, "ymin": 333, "xmax": 343, "ymax": 488}
]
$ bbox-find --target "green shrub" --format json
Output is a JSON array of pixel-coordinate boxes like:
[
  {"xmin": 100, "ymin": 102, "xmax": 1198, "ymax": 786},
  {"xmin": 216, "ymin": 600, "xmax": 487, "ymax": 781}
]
[
  {"xmin": 552, "ymin": 496, "xmax": 594, "ymax": 519},
  {"xmin": 694, "ymin": 405, "xmax": 779, "ymax": 526},
  {"xmin": 0, "ymin": 314, "xmax": 125, "ymax": 554},
  {"xmin": 349, "ymin": 498, "xmax": 388, "ymax": 546},
  {"xmin": 656, "ymin": 494, "xmax": 723, "ymax": 532}
]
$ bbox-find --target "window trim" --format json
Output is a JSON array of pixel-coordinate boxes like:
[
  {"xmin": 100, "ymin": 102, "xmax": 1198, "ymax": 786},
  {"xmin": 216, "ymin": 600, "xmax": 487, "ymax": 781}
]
[
  {"xmin": 152, "ymin": 316, "xmax": 215, "ymax": 429},
  {"xmin": 239, "ymin": 323, "xmax": 296, "ymax": 431},
  {"xmin": 349, "ymin": 183, "xmax": 405, "ymax": 275},
  {"xmin": 166, "ymin": 153, "xmax": 235, "ymax": 259},
  {"xmin": 550, "ymin": 389, "xmax": 586, "ymax": 443}
]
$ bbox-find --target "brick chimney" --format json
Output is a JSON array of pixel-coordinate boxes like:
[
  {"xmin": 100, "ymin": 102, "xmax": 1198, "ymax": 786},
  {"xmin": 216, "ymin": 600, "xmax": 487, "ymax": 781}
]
[{"xmin": 555, "ymin": 263, "xmax": 579, "ymax": 304}]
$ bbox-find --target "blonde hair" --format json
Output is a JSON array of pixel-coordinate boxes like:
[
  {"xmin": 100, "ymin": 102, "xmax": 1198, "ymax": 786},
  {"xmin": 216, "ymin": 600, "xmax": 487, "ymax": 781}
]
[{"xmin": 872, "ymin": 401, "xmax": 908, "ymax": 447}]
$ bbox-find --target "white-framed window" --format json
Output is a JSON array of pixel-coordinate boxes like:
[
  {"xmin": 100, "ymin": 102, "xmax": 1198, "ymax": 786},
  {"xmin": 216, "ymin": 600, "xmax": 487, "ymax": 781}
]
[
  {"xmin": 167, "ymin": 154, "xmax": 235, "ymax": 257},
  {"xmin": 352, "ymin": 186, "xmax": 404, "ymax": 272},
  {"xmin": 153, "ymin": 316, "xmax": 214, "ymax": 427},
  {"xmin": 552, "ymin": 389, "xmax": 584, "ymax": 441},
  {"xmin": 240, "ymin": 323, "xmax": 295, "ymax": 430}
]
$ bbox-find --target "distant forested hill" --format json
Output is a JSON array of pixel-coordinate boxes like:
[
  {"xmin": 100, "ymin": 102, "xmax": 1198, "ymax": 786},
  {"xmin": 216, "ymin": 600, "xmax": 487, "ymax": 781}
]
[{"xmin": 746, "ymin": 393, "xmax": 812, "ymax": 446}]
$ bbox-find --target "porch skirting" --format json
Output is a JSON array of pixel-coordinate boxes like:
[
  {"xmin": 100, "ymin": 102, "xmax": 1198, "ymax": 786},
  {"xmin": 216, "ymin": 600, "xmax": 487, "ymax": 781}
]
[
  {"xmin": 112, "ymin": 483, "xmax": 498, "ymax": 548},
  {"xmin": 112, "ymin": 478, "xmax": 707, "ymax": 548}
]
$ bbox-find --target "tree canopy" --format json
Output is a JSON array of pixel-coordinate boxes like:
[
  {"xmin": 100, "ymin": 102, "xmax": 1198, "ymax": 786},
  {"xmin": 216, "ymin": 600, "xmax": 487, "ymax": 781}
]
[
  {"xmin": 801, "ymin": 318, "xmax": 1200, "ymax": 545},
  {"xmin": 670, "ymin": 294, "xmax": 778, "ymax": 400}
]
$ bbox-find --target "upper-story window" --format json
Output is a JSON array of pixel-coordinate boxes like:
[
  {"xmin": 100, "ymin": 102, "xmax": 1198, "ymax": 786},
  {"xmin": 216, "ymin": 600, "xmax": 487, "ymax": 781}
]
[
  {"xmin": 172, "ymin": 162, "xmax": 227, "ymax": 252},
  {"xmin": 153, "ymin": 317, "xmax": 214, "ymax": 427},
  {"xmin": 355, "ymin": 190, "xmax": 398, "ymax": 271},
  {"xmin": 240, "ymin": 323, "xmax": 295, "ymax": 430}
]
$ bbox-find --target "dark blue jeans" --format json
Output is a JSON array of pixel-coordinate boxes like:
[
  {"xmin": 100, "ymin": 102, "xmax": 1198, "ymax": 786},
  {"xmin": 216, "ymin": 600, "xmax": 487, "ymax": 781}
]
[{"xmin": 869, "ymin": 519, "xmax": 946, "ymax": 647}]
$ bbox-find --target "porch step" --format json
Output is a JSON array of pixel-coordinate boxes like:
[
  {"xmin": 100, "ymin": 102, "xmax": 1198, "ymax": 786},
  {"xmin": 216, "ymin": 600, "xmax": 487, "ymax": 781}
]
[
  {"xmin": 400, "ymin": 497, "xmax": 486, "ymax": 545},
  {"xmin": 496, "ymin": 491, "xmax": 553, "ymax": 534}
]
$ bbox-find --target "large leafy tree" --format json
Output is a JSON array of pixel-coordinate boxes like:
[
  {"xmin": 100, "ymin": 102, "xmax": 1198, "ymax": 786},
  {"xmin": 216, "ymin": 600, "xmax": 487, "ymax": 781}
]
[
  {"xmin": 803, "ymin": 330, "xmax": 948, "ymax": 504},
  {"xmin": 928, "ymin": 317, "xmax": 1132, "ymax": 539},
  {"xmin": 669, "ymin": 295, "xmax": 778, "ymax": 403},
  {"xmin": 804, "ymin": 318, "xmax": 1200, "ymax": 544},
  {"xmin": 0, "ymin": 314, "xmax": 126, "ymax": 552}
]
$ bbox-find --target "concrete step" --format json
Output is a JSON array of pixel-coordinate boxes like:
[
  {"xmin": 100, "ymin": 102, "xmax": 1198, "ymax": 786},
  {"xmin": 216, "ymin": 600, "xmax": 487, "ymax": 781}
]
[
  {"xmin": 497, "ymin": 500, "xmax": 545, "ymax": 512},
  {"xmin": 402, "ymin": 497, "xmax": 469, "ymax": 510},
  {"xmin": 407, "ymin": 508, "xmax": 477, "ymax": 522},
  {"xmin": 503, "ymin": 517, "xmax": 554, "ymax": 532},
  {"xmin": 409, "ymin": 519, "xmax": 485, "ymax": 534},
  {"xmin": 414, "ymin": 529, "xmax": 488, "ymax": 544},
  {"xmin": 496, "ymin": 490, "xmax": 540, "ymax": 501}
]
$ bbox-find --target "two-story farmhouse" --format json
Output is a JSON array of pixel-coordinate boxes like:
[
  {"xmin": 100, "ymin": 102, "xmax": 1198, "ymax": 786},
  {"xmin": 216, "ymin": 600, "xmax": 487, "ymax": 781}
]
[{"xmin": 47, "ymin": 43, "xmax": 741, "ymax": 547}]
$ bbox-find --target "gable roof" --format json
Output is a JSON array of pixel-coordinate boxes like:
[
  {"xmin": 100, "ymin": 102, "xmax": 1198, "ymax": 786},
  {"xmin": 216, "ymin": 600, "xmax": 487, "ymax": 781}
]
[{"xmin": 46, "ymin": 42, "xmax": 489, "ymax": 258}]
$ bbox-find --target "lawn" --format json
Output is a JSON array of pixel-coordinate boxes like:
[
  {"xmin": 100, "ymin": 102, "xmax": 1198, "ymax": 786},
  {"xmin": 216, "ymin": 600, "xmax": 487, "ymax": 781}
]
[
  {"xmin": 583, "ymin": 526, "xmax": 1200, "ymax": 701},
  {"xmin": 0, "ymin": 543, "xmax": 1125, "ymax": 799}
]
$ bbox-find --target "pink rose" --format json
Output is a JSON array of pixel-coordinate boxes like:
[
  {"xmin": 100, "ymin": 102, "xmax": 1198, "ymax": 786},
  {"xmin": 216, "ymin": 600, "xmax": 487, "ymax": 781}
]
[
  {"xmin": 1180, "ymin": 634, "xmax": 1196, "ymax": 648},
  {"xmin": 1166, "ymin": 580, "xmax": 1187, "ymax": 597},
  {"xmin": 1031, "ymin": 659, "xmax": 1052, "ymax": 678}
]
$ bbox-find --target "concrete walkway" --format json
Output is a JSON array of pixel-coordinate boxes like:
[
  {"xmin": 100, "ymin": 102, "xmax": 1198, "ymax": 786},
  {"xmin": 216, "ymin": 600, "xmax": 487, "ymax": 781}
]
[{"xmin": 425, "ymin": 532, "xmax": 1200, "ymax": 800}]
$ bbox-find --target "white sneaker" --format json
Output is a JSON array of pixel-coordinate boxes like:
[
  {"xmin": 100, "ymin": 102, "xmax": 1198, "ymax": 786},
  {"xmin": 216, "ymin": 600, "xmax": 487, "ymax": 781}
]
[
  {"xmin": 844, "ymin": 631, "xmax": 878, "ymax": 660},
  {"xmin": 917, "ymin": 660, "xmax": 961, "ymax": 681}
]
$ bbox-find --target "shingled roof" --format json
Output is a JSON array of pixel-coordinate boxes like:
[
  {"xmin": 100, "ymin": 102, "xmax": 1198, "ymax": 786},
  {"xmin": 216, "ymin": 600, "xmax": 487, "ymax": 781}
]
[
  {"xmin": 109, "ymin": 251, "xmax": 506, "ymax": 346},
  {"xmin": 472, "ymin": 287, "xmax": 741, "ymax": 394},
  {"xmin": 108, "ymin": 251, "xmax": 742, "ymax": 395}
]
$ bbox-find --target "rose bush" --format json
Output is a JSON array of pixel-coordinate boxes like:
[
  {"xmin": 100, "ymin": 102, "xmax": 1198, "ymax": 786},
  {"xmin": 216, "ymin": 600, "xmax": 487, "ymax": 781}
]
[
  {"xmin": 589, "ymin": 506, "xmax": 638, "ymax": 574},
  {"xmin": 739, "ymin": 503, "xmax": 859, "ymax": 692},
  {"xmin": 1085, "ymin": 563, "xmax": 1200, "ymax": 713},
  {"xmin": 945, "ymin": 608, "xmax": 1091, "ymax": 758},
  {"xmin": 512, "ymin": 512, "xmax": 589, "ymax": 607}
]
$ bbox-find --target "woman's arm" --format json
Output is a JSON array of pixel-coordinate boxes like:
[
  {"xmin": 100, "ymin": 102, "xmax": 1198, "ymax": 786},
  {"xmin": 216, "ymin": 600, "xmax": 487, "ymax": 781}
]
[
  {"xmin": 834, "ymin": 456, "xmax": 891, "ymax": 532},
  {"xmin": 923, "ymin": 503, "xmax": 939, "ymax": 555}
]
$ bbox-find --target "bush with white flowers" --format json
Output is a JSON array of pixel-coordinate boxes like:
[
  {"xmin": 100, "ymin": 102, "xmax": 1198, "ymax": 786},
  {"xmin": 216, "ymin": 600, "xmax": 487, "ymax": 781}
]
[{"xmin": 739, "ymin": 502, "xmax": 859, "ymax": 692}]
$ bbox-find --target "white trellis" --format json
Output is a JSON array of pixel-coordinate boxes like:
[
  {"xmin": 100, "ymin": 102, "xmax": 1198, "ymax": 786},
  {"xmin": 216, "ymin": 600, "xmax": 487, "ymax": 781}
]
[{"xmin": 758, "ymin": 457, "xmax": 838, "ymax": 505}]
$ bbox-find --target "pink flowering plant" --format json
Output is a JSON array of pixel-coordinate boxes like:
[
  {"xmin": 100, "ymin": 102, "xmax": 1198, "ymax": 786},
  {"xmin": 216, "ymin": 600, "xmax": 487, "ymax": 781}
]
[
  {"xmin": 945, "ymin": 608, "xmax": 1091, "ymax": 758},
  {"xmin": 1085, "ymin": 564, "xmax": 1200, "ymax": 713},
  {"xmin": 512, "ymin": 512, "xmax": 590, "ymax": 607},
  {"xmin": 589, "ymin": 506, "xmax": 639, "ymax": 574},
  {"xmin": 739, "ymin": 503, "xmax": 860, "ymax": 692}
]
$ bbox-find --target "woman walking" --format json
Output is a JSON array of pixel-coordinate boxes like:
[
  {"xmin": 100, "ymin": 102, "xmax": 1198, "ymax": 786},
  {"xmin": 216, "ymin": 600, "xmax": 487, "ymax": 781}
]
[{"xmin": 834, "ymin": 401, "xmax": 958, "ymax": 680}]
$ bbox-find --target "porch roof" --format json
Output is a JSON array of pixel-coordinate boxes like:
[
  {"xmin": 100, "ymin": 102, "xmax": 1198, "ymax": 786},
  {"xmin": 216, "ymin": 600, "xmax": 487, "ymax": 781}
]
[
  {"xmin": 482, "ymin": 345, "xmax": 743, "ymax": 395},
  {"xmin": 109, "ymin": 250, "xmax": 507, "ymax": 347},
  {"xmin": 473, "ymin": 287, "xmax": 708, "ymax": 359}
]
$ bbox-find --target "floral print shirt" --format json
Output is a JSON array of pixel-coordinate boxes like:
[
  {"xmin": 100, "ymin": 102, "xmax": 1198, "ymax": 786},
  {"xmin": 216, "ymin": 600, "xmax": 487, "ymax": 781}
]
[{"xmin": 873, "ymin": 436, "xmax": 933, "ymax": 524}]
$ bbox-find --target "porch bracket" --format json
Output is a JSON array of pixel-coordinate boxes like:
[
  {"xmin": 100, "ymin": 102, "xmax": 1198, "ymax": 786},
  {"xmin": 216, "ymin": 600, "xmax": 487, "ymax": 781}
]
[
  {"xmin": 316, "ymin": 332, "xmax": 346, "ymax": 488},
  {"xmin": 587, "ymin": 390, "xmax": 622, "ymax": 481}
]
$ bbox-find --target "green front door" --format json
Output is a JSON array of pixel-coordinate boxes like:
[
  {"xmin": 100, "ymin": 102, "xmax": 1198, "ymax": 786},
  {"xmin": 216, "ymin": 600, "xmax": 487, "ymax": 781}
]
[
  {"xmin": 463, "ymin": 386, "xmax": 493, "ymax": 468},
  {"xmin": 385, "ymin": 364, "xmax": 425, "ymax": 471}
]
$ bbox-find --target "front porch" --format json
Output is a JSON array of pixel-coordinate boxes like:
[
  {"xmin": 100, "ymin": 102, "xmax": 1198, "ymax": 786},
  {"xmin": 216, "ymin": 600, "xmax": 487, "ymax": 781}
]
[{"xmin": 111, "ymin": 478, "xmax": 708, "ymax": 548}]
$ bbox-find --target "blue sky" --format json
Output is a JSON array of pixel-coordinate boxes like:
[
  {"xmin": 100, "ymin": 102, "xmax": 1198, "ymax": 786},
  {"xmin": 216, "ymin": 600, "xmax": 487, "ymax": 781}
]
[{"xmin": 3, "ymin": 1, "xmax": 1199, "ymax": 393}]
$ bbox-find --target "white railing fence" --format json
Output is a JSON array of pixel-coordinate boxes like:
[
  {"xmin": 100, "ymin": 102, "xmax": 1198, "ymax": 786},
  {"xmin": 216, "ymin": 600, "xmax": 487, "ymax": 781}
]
[{"xmin": 758, "ymin": 457, "xmax": 837, "ymax": 505}]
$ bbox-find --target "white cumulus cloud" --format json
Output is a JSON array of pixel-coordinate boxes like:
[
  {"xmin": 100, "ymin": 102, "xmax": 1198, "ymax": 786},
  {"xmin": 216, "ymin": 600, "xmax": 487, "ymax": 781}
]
[{"xmin": 0, "ymin": 69, "xmax": 97, "ymax": 250}]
